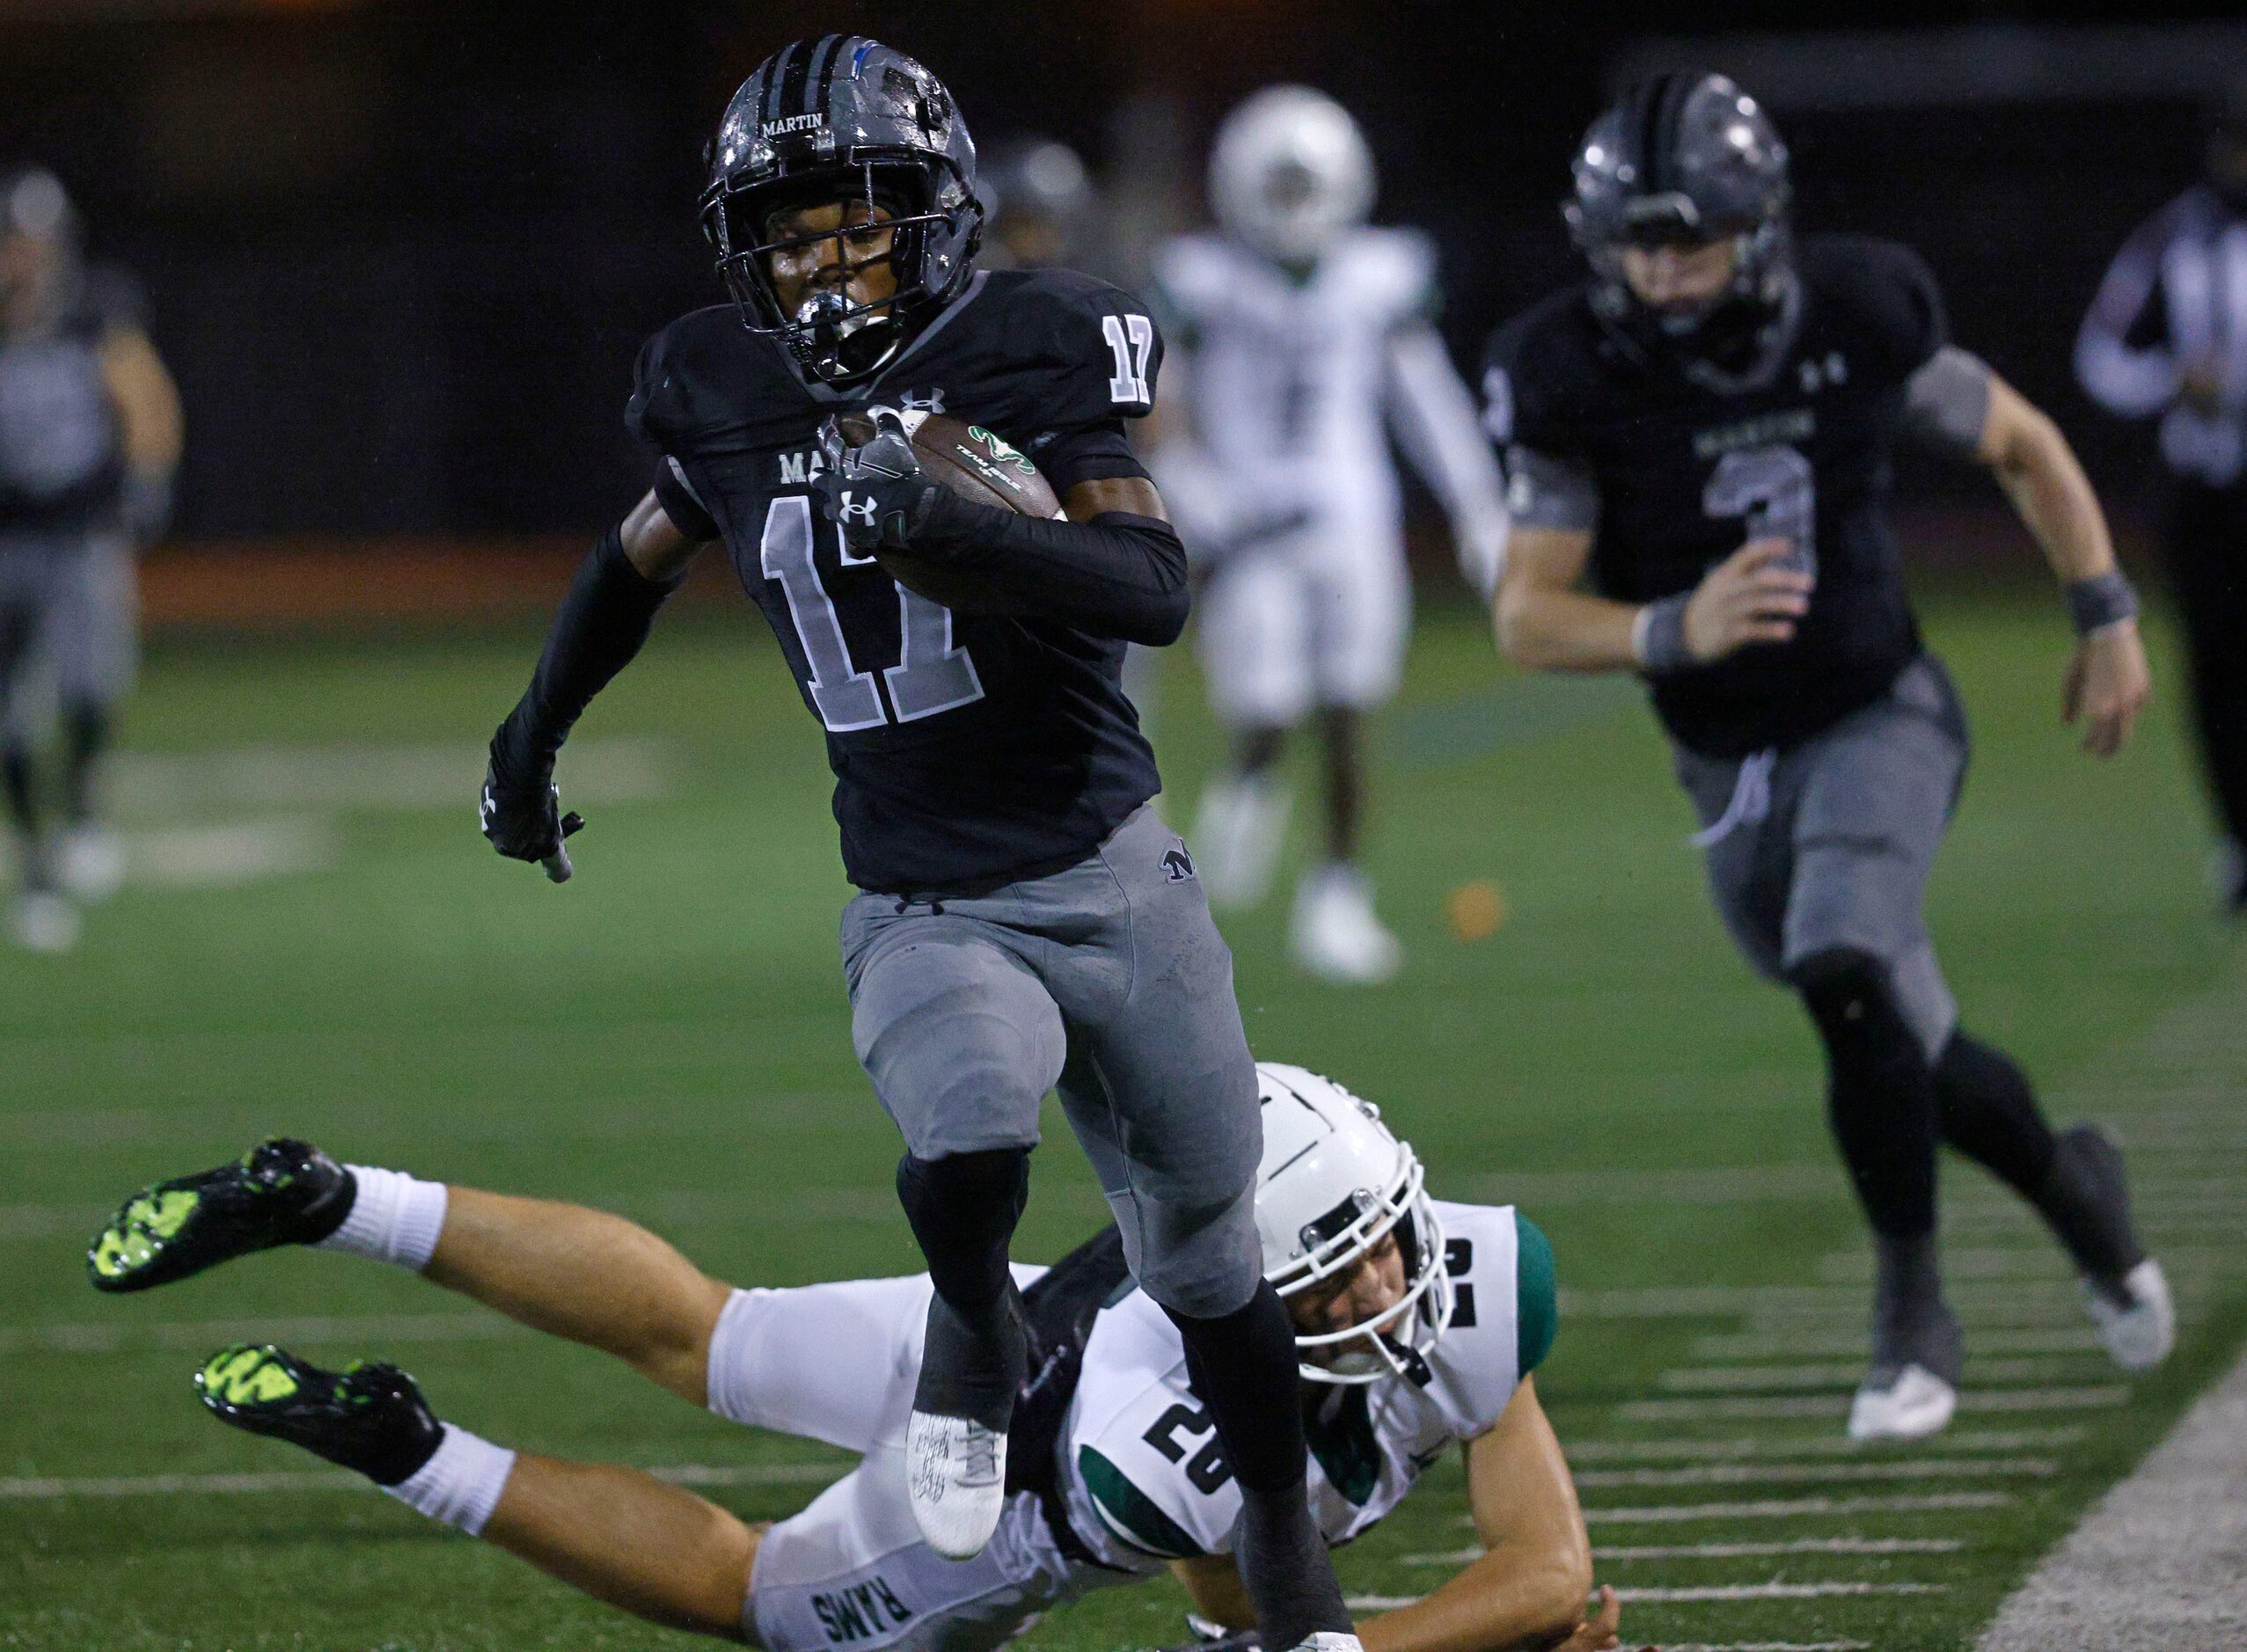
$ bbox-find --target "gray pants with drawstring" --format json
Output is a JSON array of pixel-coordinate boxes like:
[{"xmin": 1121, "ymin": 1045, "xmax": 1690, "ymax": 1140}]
[{"xmin": 1672, "ymin": 654, "xmax": 1969, "ymax": 1060}]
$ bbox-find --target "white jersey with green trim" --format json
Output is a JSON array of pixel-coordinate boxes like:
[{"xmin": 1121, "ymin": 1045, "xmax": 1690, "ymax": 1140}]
[
  {"xmin": 1153, "ymin": 227, "xmax": 1439, "ymax": 548},
  {"xmin": 1054, "ymin": 1201, "xmax": 1551, "ymax": 1570}
]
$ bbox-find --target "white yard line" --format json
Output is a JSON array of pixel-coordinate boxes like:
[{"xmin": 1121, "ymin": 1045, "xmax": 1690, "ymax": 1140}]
[
  {"xmin": 1402, "ymin": 1537, "xmax": 1964, "ymax": 1564},
  {"xmin": 1570, "ymin": 1491, "xmax": 2010, "ymax": 1524},
  {"xmin": 1615, "ymin": 1583, "xmax": 1944, "ymax": 1602},
  {"xmin": 0, "ymin": 1312, "xmax": 529, "ymax": 1355},
  {"xmin": 1815, "ymin": 1246, "xmax": 2228, "ymax": 1283},
  {"xmin": 1658, "ymin": 1643, "xmax": 1871, "ymax": 1651},
  {"xmin": 1657, "ymin": 1358, "xmax": 2101, "ymax": 1393},
  {"xmin": 1977, "ymin": 1345, "xmax": 2247, "ymax": 1651},
  {"xmin": 0, "ymin": 1461, "xmax": 840, "ymax": 1501},
  {"xmin": 1457, "ymin": 1165, "xmax": 1840, "ymax": 1207},
  {"xmin": 1616, "ymin": 1387, "xmax": 2126, "ymax": 1423},
  {"xmin": 1575, "ymin": 1457, "xmax": 2054, "ymax": 1489},
  {"xmin": 1692, "ymin": 1327, "xmax": 2106, "ymax": 1360},
  {"xmin": 125, "ymin": 817, "xmax": 340, "ymax": 888},
  {"xmin": 1564, "ymin": 1428, "xmax": 2082, "ymax": 1464}
]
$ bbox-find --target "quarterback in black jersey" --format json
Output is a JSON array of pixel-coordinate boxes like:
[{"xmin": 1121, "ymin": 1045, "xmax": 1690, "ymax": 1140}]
[
  {"xmin": 479, "ymin": 39, "xmax": 1355, "ymax": 1652},
  {"xmin": 1488, "ymin": 73, "xmax": 2170, "ymax": 1441}
]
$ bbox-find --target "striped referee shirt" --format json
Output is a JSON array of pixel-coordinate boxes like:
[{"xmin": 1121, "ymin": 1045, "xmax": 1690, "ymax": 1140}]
[{"xmin": 2076, "ymin": 185, "xmax": 2247, "ymax": 487}]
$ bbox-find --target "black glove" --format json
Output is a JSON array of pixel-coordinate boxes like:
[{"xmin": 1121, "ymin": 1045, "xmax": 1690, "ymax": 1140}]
[
  {"xmin": 812, "ymin": 409, "xmax": 942, "ymax": 552},
  {"xmin": 480, "ymin": 731, "xmax": 584, "ymax": 884},
  {"xmin": 1155, "ymin": 1614, "xmax": 1261, "ymax": 1652}
]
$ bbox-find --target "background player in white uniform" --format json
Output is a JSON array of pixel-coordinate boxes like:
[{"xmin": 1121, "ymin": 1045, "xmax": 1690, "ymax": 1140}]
[
  {"xmin": 87, "ymin": 1064, "xmax": 1624, "ymax": 1652},
  {"xmin": 1159, "ymin": 89, "xmax": 1509, "ymax": 984}
]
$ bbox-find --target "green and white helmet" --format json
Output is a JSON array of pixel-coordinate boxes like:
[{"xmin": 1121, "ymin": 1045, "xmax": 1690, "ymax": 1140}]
[
  {"xmin": 1255, "ymin": 1061, "xmax": 1453, "ymax": 1385},
  {"xmin": 1209, "ymin": 86, "xmax": 1374, "ymax": 267}
]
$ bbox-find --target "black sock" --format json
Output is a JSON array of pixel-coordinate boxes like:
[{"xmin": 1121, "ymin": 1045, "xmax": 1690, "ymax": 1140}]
[
  {"xmin": 2, "ymin": 740, "xmax": 33, "ymax": 839},
  {"xmin": 1933, "ymin": 1032, "xmax": 2057, "ymax": 1198},
  {"xmin": 1793, "ymin": 947, "xmax": 1939, "ymax": 1239},
  {"xmin": 60, "ymin": 701, "xmax": 110, "ymax": 825},
  {"xmin": 1167, "ymin": 1283, "xmax": 1350, "ymax": 1645},
  {"xmin": 897, "ymin": 1148, "xmax": 1030, "ymax": 1429}
]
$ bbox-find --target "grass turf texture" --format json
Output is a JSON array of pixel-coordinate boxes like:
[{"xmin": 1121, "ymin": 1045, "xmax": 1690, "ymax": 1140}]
[{"xmin": 3, "ymin": 589, "xmax": 2242, "ymax": 1651}]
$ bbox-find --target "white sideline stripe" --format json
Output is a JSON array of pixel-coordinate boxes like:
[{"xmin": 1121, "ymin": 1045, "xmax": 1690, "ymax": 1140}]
[
  {"xmin": 1617, "ymin": 1387, "xmax": 2126, "ymax": 1422},
  {"xmin": 1617, "ymin": 1583, "xmax": 1945, "ymax": 1602},
  {"xmin": 1570, "ymin": 1491, "xmax": 2011, "ymax": 1524},
  {"xmin": 1564, "ymin": 1428, "xmax": 2082, "ymax": 1464},
  {"xmin": 0, "ymin": 1313, "xmax": 528, "ymax": 1355},
  {"xmin": 125, "ymin": 817, "xmax": 340, "ymax": 889},
  {"xmin": 1404, "ymin": 1537, "xmax": 1965, "ymax": 1564},
  {"xmin": 1458, "ymin": 1164, "xmax": 1840, "ymax": 1206},
  {"xmin": 1657, "ymin": 1358, "xmax": 2100, "ymax": 1393},
  {"xmin": 1358, "ymin": 1583, "xmax": 1942, "ymax": 1608},
  {"xmin": 1978, "ymin": 1345, "xmax": 2247, "ymax": 1650},
  {"xmin": 1816, "ymin": 1245, "xmax": 2229, "ymax": 1283},
  {"xmin": 107, "ymin": 737, "xmax": 674, "ymax": 822},
  {"xmin": 0, "ymin": 1461, "xmax": 841, "ymax": 1501},
  {"xmin": 1575, "ymin": 1457, "xmax": 2054, "ymax": 1489},
  {"xmin": 1693, "ymin": 1327, "xmax": 2105, "ymax": 1360}
]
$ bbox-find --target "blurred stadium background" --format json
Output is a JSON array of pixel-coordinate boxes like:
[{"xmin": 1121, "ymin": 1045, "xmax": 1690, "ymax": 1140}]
[{"xmin": 4, "ymin": 4, "xmax": 2246, "ymax": 1649}]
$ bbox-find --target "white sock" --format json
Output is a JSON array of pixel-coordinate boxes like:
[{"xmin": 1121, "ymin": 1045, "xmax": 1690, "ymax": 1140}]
[
  {"xmin": 382, "ymin": 1422, "xmax": 516, "ymax": 1537},
  {"xmin": 317, "ymin": 1166, "xmax": 449, "ymax": 1270}
]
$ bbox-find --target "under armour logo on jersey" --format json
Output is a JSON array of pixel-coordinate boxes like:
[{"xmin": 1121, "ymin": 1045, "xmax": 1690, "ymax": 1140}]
[
  {"xmin": 838, "ymin": 493, "xmax": 878, "ymax": 529},
  {"xmin": 897, "ymin": 389, "xmax": 948, "ymax": 415},
  {"xmin": 1162, "ymin": 842, "xmax": 1197, "ymax": 883}
]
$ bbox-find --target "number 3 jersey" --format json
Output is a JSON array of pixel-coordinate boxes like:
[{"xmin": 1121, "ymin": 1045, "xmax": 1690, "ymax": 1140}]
[
  {"xmin": 626, "ymin": 267, "xmax": 1167, "ymax": 895},
  {"xmin": 1051, "ymin": 1201, "xmax": 1555, "ymax": 1572},
  {"xmin": 1483, "ymin": 236, "xmax": 1948, "ymax": 759}
]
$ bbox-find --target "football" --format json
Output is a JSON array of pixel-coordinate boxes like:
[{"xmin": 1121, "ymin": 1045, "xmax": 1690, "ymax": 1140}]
[{"xmin": 838, "ymin": 409, "xmax": 1062, "ymax": 612}]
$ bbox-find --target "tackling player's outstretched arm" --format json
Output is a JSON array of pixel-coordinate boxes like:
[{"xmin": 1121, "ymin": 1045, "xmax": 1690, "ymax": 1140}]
[
  {"xmin": 480, "ymin": 489, "xmax": 715, "ymax": 881},
  {"xmin": 1166, "ymin": 1378, "xmax": 1615, "ymax": 1652},
  {"xmin": 1908, "ymin": 348, "xmax": 2151, "ymax": 757}
]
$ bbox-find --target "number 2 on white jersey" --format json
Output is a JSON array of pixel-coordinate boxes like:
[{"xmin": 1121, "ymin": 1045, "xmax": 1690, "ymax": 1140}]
[{"xmin": 1102, "ymin": 313, "xmax": 1155, "ymax": 407}]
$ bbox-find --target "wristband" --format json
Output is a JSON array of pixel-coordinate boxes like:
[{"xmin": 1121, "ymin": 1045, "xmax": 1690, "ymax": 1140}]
[
  {"xmin": 2064, "ymin": 571, "xmax": 2139, "ymax": 637},
  {"xmin": 1635, "ymin": 593, "xmax": 1694, "ymax": 674}
]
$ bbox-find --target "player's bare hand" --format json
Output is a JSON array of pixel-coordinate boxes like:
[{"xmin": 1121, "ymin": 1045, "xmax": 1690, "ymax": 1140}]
[
  {"xmin": 1548, "ymin": 1584, "xmax": 1634, "ymax": 1651},
  {"xmin": 2063, "ymin": 619, "xmax": 2151, "ymax": 759},
  {"xmin": 1684, "ymin": 537, "xmax": 1814, "ymax": 662}
]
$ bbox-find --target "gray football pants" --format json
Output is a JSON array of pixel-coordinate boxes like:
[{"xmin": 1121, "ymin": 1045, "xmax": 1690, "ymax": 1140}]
[
  {"xmin": 839, "ymin": 806, "xmax": 1264, "ymax": 1319},
  {"xmin": 1673, "ymin": 654, "xmax": 1969, "ymax": 1060},
  {"xmin": 0, "ymin": 534, "xmax": 138, "ymax": 742}
]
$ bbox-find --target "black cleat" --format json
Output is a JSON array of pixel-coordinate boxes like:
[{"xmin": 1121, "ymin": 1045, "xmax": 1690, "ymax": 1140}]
[
  {"xmin": 88, "ymin": 1139, "xmax": 355, "ymax": 1293},
  {"xmin": 195, "ymin": 1344, "xmax": 443, "ymax": 1486}
]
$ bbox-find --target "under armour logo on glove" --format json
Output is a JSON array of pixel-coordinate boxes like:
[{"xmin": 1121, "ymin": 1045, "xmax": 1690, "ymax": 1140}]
[{"xmin": 812, "ymin": 409, "xmax": 941, "ymax": 551}]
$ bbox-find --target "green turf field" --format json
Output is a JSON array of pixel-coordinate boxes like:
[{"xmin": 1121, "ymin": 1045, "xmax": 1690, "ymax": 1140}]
[{"xmin": 4, "ymin": 591, "xmax": 2243, "ymax": 1651}]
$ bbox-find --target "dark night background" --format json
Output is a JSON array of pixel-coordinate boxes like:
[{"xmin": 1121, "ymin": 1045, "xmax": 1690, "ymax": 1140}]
[{"xmin": 2, "ymin": 0, "xmax": 2241, "ymax": 541}]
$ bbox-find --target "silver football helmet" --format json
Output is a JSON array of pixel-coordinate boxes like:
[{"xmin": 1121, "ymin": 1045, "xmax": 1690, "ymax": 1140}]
[
  {"xmin": 1255, "ymin": 1062, "xmax": 1453, "ymax": 1385},
  {"xmin": 1208, "ymin": 86, "xmax": 1373, "ymax": 267}
]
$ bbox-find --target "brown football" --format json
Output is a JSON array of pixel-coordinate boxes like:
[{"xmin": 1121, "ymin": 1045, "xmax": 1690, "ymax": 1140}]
[{"xmin": 837, "ymin": 409, "xmax": 1061, "ymax": 613}]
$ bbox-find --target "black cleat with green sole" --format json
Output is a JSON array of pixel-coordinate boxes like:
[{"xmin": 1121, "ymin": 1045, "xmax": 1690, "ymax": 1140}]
[
  {"xmin": 87, "ymin": 1138, "xmax": 355, "ymax": 1293},
  {"xmin": 195, "ymin": 1343, "xmax": 443, "ymax": 1486}
]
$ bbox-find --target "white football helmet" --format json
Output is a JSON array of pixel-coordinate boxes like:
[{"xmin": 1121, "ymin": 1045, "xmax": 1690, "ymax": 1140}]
[
  {"xmin": 1208, "ymin": 86, "xmax": 1375, "ymax": 266},
  {"xmin": 1255, "ymin": 1062, "xmax": 1453, "ymax": 1385}
]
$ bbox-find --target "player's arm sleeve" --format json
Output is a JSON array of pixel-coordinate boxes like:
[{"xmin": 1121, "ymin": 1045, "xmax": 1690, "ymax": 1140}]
[
  {"xmin": 1856, "ymin": 241, "xmax": 1951, "ymax": 385},
  {"xmin": 1027, "ymin": 420, "xmax": 1148, "ymax": 491},
  {"xmin": 1387, "ymin": 319, "xmax": 1511, "ymax": 596},
  {"xmin": 914, "ymin": 489, "xmax": 1189, "ymax": 646},
  {"xmin": 1903, "ymin": 345, "xmax": 1996, "ymax": 455},
  {"xmin": 2075, "ymin": 210, "xmax": 2180, "ymax": 419},
  {"xmin": 1512, "ymin": 1212, "xmax": 1557, "ymax": 1379},
  {"xmin": 624, "ymin": 330, "xmax": 721, "ymax": 540},
  {"xmin": 1483, "ymin": 342, "xmax": 1599, "ymax": 536}
]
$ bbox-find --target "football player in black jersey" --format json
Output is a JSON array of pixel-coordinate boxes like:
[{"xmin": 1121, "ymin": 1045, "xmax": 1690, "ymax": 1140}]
[
  {"xmin": 0, "ymin": 168, "xmax": 181, "ymax": 954},
  {"xmin": 479, "ymin": 40, "xmax": 1355, "ymax": 1652},
  {"xmin": 1485, "ymin": 73, "xmax": 2171, "ymax": 1441}
]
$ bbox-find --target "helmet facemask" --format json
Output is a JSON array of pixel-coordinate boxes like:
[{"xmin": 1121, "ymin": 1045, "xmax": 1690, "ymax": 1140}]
[
  {"xmin": 702, "ymin": 155, "xmax": 978, "ymax": 383},
  {"xmin": 1271, "ymin": 1144, "xmax": 1455, "ymax": 1386}
]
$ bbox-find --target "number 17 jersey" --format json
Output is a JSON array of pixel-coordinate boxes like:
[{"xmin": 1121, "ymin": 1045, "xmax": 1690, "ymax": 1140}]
[
  {"xmin": 627, "ymin": 267, "xmax": 1166, "ymax": 895},
  {"xmin": 1483, "ymin": 236, "xmax": 1948, "ymax": 759}
]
